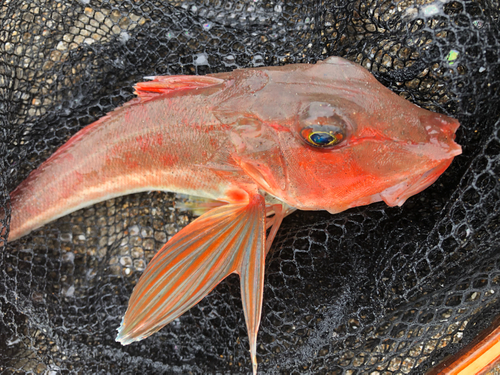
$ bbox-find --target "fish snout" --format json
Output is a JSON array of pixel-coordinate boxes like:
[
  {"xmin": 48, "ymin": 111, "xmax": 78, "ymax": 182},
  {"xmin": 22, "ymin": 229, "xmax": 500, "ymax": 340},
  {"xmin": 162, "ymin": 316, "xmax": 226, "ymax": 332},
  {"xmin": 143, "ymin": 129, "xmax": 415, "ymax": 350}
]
[
  {"xmin": 378, "ymin": 115, "xmax": 462, "ymax": 207},
  {"xmin": 421, "ymin": 113, "xmax": 462, "ymax": 159}
]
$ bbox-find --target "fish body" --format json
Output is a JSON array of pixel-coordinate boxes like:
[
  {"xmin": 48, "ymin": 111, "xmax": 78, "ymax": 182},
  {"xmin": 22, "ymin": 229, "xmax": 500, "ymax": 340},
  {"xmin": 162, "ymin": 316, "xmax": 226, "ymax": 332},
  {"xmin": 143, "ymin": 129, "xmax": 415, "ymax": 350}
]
[
  {"xmin": 7, "ymin": 57, "xmax": 461, "ymax": 374},
  {"xmin": 9, "ymin": 81, "xmax": 252, "ymax": 240}
]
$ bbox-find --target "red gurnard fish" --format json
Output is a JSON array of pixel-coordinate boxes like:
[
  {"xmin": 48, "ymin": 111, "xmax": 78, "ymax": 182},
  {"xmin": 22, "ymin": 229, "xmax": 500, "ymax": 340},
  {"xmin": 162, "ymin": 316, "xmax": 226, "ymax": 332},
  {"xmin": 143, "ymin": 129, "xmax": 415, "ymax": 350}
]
[{"xmin": 7, "ymin": 56, "xmax": 461, "ymax": 374}]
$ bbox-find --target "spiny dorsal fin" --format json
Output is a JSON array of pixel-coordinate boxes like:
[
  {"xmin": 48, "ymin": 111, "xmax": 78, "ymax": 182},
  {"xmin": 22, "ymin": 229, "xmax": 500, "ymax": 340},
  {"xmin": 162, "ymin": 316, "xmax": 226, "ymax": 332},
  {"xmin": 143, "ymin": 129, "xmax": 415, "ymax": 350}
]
[{"xmin": 134, "ymin": 75, "xmax": 224, "ymax": 99}]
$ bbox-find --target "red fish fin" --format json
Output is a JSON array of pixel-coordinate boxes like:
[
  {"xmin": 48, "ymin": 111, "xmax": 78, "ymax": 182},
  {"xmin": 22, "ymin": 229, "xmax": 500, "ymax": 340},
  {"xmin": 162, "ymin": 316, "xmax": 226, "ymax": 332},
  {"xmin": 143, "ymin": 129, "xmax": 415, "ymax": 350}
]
[
  {"xmin": 230, "ymin": 119, "xmax": 289, "ymax": 193},
  {"xmin": 235, "ymin": 204, "xmax": 285, "ymax": 375},
  {"xmin": 237, "ymin": 201, "xmax": 266, "ymax": 375},
  {"xmin": 134, "ymin": 75, "xmax": 224, "ymax": 98},
  {"xmin": 265, "ymin": 204, "xmax": 285, "ymax": 253},
  {"xmin": 116, "ymin": 194, "xmax": 267, "ymax": 373}
]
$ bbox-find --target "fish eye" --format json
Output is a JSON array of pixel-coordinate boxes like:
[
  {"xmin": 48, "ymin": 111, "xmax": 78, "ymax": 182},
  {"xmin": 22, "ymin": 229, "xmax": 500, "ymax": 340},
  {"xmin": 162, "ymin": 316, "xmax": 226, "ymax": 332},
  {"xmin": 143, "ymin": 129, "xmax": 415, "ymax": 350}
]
[
  {"xmin": 298, "ymin": 102, "xmax": 348, "ymax": 148},
  {"xmin": 300, "ymin": 125, "xmax": 345, "ymax": 148}
]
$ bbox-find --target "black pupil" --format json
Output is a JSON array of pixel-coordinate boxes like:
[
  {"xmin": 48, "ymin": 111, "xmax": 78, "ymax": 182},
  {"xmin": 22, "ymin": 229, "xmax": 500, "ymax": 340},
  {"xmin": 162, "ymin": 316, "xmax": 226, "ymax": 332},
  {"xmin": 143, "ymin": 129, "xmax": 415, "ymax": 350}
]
[{"xmin": 310, "ymin": 132, "xmax": 334, "ymax": 145}]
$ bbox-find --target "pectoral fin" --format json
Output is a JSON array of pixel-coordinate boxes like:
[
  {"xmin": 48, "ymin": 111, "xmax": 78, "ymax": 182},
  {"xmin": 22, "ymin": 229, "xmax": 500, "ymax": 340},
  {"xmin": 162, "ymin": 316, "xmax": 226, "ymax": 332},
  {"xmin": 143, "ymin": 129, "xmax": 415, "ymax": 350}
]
[
  {"xmin": 229, "ymin": 117, "xmax": 289, "ymax": 194},
  {"xmin": 116, "ymin": 194, "xmax": 267, "ymax": 374}
]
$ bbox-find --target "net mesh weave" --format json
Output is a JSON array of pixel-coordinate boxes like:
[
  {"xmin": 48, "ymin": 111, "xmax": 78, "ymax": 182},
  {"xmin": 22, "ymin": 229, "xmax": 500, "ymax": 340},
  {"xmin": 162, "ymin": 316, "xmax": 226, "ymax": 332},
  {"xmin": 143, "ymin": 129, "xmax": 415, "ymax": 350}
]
[{"xmin": 0, "ymin": 0, "xmax": 499, "ymax": 373}]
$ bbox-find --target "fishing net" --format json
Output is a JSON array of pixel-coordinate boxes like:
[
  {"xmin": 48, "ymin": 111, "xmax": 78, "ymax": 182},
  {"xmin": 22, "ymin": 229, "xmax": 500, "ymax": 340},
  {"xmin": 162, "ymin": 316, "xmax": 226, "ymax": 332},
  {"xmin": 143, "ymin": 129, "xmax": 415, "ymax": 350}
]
[{"xmin": 1, "ymin": 0, "xmax": 499, "ymax": 373}]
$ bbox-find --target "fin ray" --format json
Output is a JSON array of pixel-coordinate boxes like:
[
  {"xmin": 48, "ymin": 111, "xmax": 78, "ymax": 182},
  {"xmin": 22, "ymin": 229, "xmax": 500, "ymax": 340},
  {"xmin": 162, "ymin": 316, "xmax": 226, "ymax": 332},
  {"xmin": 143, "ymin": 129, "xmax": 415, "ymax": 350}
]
[
  {"xmin": 134, "ymin": 75, "xmax": 224, "ymax": 98},
  {"xmin": 116, "ymin": 194, "xmax": 266, "ymax": 352},
  {"xmin": 239, "ymin": 213, "xmax": 266, "ymax": 375}
]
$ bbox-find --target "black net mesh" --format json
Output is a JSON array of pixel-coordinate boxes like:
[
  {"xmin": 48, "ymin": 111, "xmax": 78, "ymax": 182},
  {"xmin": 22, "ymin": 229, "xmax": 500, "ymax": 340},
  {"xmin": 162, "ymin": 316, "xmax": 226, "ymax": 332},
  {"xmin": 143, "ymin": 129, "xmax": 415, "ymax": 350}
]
[{"xmin": 1, "ymin": 0, "xmax": 499, "ymax": 373}]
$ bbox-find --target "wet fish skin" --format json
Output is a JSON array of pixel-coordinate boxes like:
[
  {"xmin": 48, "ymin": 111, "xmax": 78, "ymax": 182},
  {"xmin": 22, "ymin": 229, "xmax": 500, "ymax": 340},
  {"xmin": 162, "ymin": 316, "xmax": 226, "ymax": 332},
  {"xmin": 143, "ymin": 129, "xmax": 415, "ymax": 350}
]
[
  {"xmin": 217, "ymin": 59, "xmax": 461, "ymax": 213},
  {"xmin": 6, "ymin": 57, "xmax": 461, "ymax": 374}
]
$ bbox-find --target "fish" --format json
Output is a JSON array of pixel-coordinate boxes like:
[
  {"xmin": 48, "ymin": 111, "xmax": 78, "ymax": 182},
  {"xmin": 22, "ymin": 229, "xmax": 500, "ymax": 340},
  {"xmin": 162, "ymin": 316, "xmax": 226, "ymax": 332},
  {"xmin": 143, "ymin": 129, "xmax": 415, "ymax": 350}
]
[{"xmin": 5, "ymin": 56, "xmax": 462, "ymax": 374}]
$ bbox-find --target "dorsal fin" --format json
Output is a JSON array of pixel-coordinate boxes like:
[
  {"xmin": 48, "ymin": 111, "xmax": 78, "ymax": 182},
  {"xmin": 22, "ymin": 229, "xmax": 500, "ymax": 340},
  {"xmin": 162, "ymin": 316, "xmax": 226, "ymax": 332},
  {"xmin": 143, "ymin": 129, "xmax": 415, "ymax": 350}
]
[{"xmin": 134, "ymin": 75, "xmax": 224, "ymax": 99}]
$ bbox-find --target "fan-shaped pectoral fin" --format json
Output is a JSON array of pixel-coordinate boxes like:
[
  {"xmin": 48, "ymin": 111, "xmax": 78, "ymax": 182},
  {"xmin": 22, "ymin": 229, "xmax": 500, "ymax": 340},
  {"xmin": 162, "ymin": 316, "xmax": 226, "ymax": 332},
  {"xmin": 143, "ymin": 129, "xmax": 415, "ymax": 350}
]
[
  {"xmin": 116, "ymin": 194, "xmax": 267, "ymax": 374},
  {"xmin": 229, "ymin": 116, "xmax": 289, "ymax": 195}
]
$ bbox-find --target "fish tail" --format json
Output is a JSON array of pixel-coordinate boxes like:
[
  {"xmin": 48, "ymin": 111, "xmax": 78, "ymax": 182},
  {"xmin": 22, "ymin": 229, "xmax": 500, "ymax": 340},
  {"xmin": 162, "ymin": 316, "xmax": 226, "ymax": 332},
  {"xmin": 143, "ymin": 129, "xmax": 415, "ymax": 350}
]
[{"xmin": 116, "ymin": 194, "xmax": 267, "ymax": 373}]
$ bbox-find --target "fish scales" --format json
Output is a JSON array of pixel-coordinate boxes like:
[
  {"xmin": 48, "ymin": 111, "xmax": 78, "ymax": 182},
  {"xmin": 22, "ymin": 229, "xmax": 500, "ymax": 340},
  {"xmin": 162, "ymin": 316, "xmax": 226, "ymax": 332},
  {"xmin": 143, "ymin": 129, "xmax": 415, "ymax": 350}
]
[{"xmin": 9, "ymin": 94, "xmax": 252, "ymax": 241}]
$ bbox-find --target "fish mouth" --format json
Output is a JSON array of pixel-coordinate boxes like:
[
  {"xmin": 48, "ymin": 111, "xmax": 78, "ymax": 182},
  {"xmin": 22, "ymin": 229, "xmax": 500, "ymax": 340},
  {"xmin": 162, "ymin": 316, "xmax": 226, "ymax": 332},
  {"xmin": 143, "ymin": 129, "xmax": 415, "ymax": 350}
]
[
  {"xmin": 379, "ymin": 157, "xmax": 456, "ymax": 207},
  {"xmin": 377, "ymin": 122, "xmax": 462, "ymax": 207},
  {"xmin": 330, "ymin": 139, "xmax": 462, "ymax": 214}
]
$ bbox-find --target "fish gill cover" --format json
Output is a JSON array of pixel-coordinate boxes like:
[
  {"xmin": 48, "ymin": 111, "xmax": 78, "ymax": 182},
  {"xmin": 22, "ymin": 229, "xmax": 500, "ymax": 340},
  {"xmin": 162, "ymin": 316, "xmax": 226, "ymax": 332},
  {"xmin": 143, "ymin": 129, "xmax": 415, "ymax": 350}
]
[{"xmin": 0, "ymin": 0, "xmax": 499, "ymax": 374}]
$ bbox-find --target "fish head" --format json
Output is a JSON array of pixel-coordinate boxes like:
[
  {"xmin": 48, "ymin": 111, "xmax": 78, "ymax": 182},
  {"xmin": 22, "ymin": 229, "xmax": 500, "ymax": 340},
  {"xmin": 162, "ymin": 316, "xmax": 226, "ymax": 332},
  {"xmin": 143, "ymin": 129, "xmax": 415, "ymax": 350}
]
[{"xmin": 218, "ymin": 56, "xmax": 462, "ymax": 213}]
